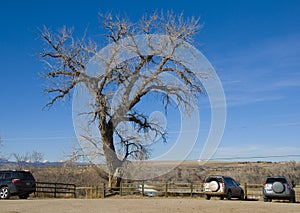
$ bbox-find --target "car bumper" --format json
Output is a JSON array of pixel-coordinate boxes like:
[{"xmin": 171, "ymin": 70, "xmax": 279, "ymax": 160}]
[
  {"xmin": 10, "ymin": 185, "xmax": 36, "ymax": 195},
  {"xmin": 203, "ymin": 191, "xmax": 225, "ymax": 196}
]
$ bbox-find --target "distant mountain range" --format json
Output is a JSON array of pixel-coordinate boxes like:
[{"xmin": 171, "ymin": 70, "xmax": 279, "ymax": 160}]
[{"xmin": 0, "ymin": 159, "xmax": 66, "ymax": 169}]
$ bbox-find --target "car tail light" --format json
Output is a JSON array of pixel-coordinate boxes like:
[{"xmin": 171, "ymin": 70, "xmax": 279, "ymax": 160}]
[
  {"xmin": 287, "ymin": 184, "xmax": 291, "ymax": 189},
  {"xmin": 12, "ymin": 179, "xmax": 21, "ymax": 184},
  {"xmin": 263, "ymin": 183, "xmax": 266, "ymax": 188},
  {"xmin": 222, "ymin": 182, "xmax": 225, "ymax": 187}
]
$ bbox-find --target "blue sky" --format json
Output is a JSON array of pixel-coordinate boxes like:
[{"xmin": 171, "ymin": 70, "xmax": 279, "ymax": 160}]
[{"xmin": 0, "ymin": 0, "xmax": 299, "ymax": 162}]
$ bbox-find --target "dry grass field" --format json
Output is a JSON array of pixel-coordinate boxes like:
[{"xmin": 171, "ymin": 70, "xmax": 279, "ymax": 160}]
[
  {"xmin": 1, "ymin": 198, "xmax": 300, "ymax": 213},
  {"xmin": 1, "ymin": 160, "xmax": 300, "ymax": 213},
  {"xmin": 18, "ymin": 161, "xmax": 299, "ymax": 187}
]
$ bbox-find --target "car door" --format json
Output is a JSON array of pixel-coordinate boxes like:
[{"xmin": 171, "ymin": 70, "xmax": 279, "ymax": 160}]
[
  {"xmin": 230, "ymin": 178, "xmax": 241, "ymax": 197},
  {"xmin": 4, "ymin": 172, "xmax": 12, "ymax": 185},
  {"xmin": 0, "ymin": 172, "xmax": 3, "ymax": 183}
]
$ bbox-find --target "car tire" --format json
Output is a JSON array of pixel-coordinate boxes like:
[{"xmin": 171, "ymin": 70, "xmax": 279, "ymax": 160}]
[
  {"xmin": 263, "ymin": 197, "xmax": 268, "ymax": 202},
  {"xmin": 209, "ymin": 181, "xmax": 220, "ymax": 192},
  {"xmin": 19, "ymin": 194, "xmax": 29, "ymax": 199},
  {"xmin": 272, "ymin": 181, "xmax": 285, "ymax": 193},
  {"xmin": 239, "ymin": 191, "xmax": 244, "ymax": 200},
  {"xmin": 205, "ymin": 195, "xmax": 211, "ymax": 200},
  {"xmin": 226, "ymin": 191, "xmax": 232, "ymax": 200},
  {"xmin": 0, "ymin": 186, "xmax": 10, "ymax": 199},
  {"xmin": 289, "ymin": 197, "xmax": 296, "ymax": 203},
  {"xmin": 220, "ymin": 196, "xmax": 224, "ymax": 200}
]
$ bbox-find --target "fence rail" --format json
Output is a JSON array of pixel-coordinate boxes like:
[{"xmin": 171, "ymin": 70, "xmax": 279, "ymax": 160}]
[
  {"xmin": 35, "ymin": 182, "xmax": 76, "ymax": 198},
  {"xmin": 111, "ymin": 182, "xmax": 300, "ymax": 200},
  {"xmin": 33, "ymin": 181, "xmax": 300, "ymax": 200}
]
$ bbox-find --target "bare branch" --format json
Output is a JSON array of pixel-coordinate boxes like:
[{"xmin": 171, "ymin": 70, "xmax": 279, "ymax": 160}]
[{"xmin": 40, "ymin": 11, "xmax": 203, "ymax": 187}]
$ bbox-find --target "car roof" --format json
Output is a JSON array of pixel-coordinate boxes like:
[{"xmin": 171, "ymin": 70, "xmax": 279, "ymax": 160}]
[
  {"xmin": 266, "ymin": 176, "xmax": 288, "ymax": 179},
  {"xmin": 207, "ymin": 175, "xmax": 232, "ymax": 178}
]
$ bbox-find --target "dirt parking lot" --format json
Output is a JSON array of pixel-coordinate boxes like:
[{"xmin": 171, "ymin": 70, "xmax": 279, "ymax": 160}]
[{"xmin": 1, "ymin": 198, "xmax": 300, "ymax": 213}]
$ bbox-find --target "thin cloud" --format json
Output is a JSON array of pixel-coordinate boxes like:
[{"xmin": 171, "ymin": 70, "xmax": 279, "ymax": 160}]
[
  {"xmin": 274, "ymin": 79, "xmax": 300, "ymax": 88},
  {"xmin": 272, "ymin": 122, "xmax": 300, "ymax": 127},
  {"xmin": 214, "ymin": 34, "xmax": 300, "ymax": 108},
  {"xmin": 213, "ymin": 145, "xmax": 300, "ymax": 161}
]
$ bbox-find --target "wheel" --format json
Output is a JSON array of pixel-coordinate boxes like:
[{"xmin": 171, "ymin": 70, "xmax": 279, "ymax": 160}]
[
  {"xmin": 0, "ymin": 186, "xmax": 10, "ymax": 199},
  {"xmin": 226, "ymin": 191, "xmax": 232, "ymax": 200},
  {"xmin": 19, "ymin": 194, "xmax": 29, "ymax": 199},
  {"xmin": 209, "ymin": 181, "xmax": 220, "ymax": 192},
  {"xmin": 263, "ymin": 197, "xmax": 272, "ymax": 202},
  {"xmin": 205, "ymin": 194, "xmax": 211, "ymax": 200},
  {"xmin": 220, "ymin": 196, "xmax": 224, "ymax": 200},
  {"xmin": 272, "ymin": 182, "xmax": 285, "ymax": 193},
  {"xmin": 289, "ymin": 197, "xmax": 296, "ymax": 203}
]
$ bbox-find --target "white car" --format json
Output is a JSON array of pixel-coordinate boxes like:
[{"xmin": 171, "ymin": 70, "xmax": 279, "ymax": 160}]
[{"xmin": 137, "ymin": 184, "xmax": 160, "ymax": 197}]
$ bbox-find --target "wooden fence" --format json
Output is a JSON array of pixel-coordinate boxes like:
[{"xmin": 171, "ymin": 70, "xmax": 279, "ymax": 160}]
[
  {"xmin": 77, "ymin": 182, "xmax": 300, "ymax": 200},
  {"xmin": 33, "ymin": 181, "xmax": 300, "ymax": 200},
  {"xmin": 35, "ymin": 182, "xmax": 76, "ymax": 198}
]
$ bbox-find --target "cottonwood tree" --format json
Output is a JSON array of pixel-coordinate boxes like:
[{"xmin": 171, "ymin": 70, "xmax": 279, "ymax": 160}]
[{"xmin": 40, "ymin": 11, "xmax": 204, "ymax": 188}]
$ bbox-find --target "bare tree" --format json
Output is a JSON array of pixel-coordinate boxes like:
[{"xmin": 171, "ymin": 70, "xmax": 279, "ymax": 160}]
[
  {"xmin": 12, "ymin": 152, "xmax": 31, "ymax": 170},
  {"xmin": 30, "ymin": 151, "xmax": 44, "ymax": 163},
  {"xmin": 40, "ymin": 11, "xmax": 204, "ymax": 188}
]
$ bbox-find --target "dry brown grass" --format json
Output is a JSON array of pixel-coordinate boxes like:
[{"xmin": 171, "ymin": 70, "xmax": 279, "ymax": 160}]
[{"xmin": 23, "ymin": 161, "xmax": 300, "ymax": 187}]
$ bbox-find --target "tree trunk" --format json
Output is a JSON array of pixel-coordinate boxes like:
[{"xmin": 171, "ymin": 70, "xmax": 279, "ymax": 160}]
[
  {"xmin": 100, "ymin": 121, "xmax": 123, "ymax": 189},
  {"xmin": 108, "ymin": 168, "xmax": 122, "ymax": 189}
]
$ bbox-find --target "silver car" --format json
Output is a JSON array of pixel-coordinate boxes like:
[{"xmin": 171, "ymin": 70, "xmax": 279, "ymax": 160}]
[
  {"xmin": 203, "ymin": 175, "xmax": 244, "ymax": 200},
  {"xmin": 263, "ymin": 176, "xmax": 296, "ymax": 203}
]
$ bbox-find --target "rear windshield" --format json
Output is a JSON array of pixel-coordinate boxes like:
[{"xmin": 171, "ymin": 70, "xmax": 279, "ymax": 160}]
[
  {"xmin": 266, "ymin": 177, "xmax": 287, "ymax": 184},
  {"xmin": 15, "ymin": 172, "xmax": 35, "ymax": 180},
  {"xmin": 205, "ymin": 177, "xmax": 223, "ymax": 183}
]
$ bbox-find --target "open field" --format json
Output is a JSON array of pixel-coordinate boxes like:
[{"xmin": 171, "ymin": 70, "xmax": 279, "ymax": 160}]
[
  {"xmin": 2, "ymin": 161, "xmax": 298, "ymax": 188},
  {"xmin": 1, "ymin": 198, "xmax": 300, "ymax": 213}
]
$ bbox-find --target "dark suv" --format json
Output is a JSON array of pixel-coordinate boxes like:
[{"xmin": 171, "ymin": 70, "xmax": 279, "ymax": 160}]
[
  {"xmin": 263, "ymin": 176, "xmax": 296, "ymax": 203},
  {"xmin": 0, "ymin": 170, "xmax": 36, "ymax": 199},
  {"xmin": 203, "ymin": 175, "xmax": 244, "ymax": 200}
]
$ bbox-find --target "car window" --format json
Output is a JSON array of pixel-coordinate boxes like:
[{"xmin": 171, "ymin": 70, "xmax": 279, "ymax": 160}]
[
  {"xmin": 224, "ymin": 178, "xmax": 232, "ymax": 185},
  {"xmin": 266, "ymin": 177, "xmax": 287, "ymax": 184},
  {"xmin": 206, "ymin": 177, "xmax": 223, "ymax": 183},
  {"xmin": 232, "ymin": 179, "xmax": 239, "ymax": 186},
  {"xmin": 4, "ymin": 172, "xmax": 12, "ymax": 179},
  {"xmin": 17, "ymin": 172, "xmax": 34, "ymax": 180}
]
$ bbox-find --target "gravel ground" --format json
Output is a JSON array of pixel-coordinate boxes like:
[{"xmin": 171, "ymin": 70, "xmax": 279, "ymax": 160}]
[{"xmin": 1, "ymin": 198, "xmax": 300, "ymax": 213}]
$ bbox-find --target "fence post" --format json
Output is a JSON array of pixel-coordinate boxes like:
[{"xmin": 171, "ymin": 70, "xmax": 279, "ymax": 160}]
[
  {"xmin": 244, "ymin": 183, "xmax": 248, "ymax": 200},
  {"xmin": 190, "ymin": 182, "xmax": 193, "ymax": 197},
  {"xmin": 142, "ymin": 181, "xmax": 144, "ymax": 196},
  {"xmin": 120, "ymin": 182, "xmax": 123, "ymax": 196},
  {"xmin": 54, "ymin": 183, "xmax": 57, "ymax": 198},
  {"xmin": 165, "ymin": 182, "xmax": 168, "ymax": 197},
  {"xmin": 74, "ymin": 185, "xmax": 76, "ymax": 198},
  {"xmin": 102, "ymin": 183, "xmax": 106, "ymax": 198}
]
